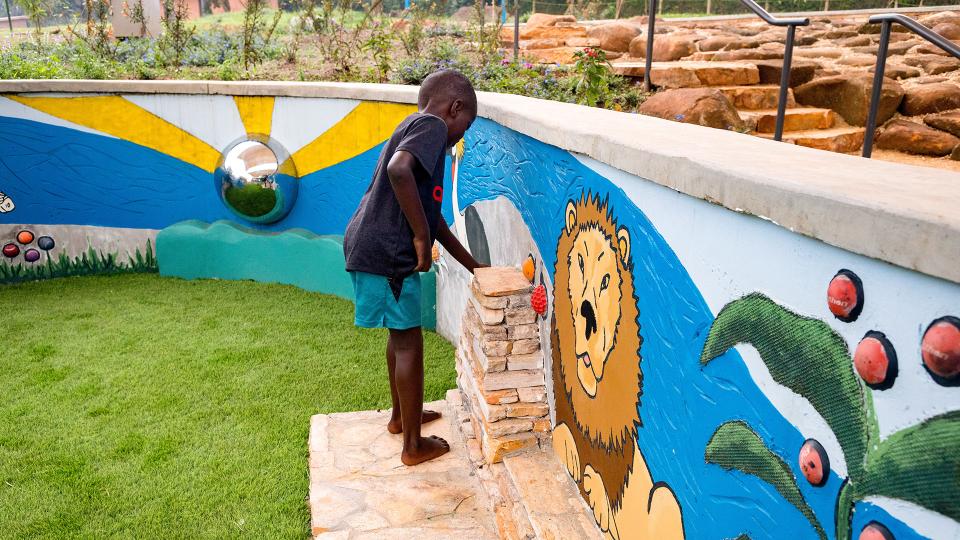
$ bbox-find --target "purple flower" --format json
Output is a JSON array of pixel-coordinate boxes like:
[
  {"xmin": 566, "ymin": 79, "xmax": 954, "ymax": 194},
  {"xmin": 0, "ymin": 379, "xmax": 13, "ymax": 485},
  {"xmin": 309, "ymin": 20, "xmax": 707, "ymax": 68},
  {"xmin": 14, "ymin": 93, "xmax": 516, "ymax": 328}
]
[{"xmin": 501, "ymin": 58, "xmax": 510, "ymax": 65}]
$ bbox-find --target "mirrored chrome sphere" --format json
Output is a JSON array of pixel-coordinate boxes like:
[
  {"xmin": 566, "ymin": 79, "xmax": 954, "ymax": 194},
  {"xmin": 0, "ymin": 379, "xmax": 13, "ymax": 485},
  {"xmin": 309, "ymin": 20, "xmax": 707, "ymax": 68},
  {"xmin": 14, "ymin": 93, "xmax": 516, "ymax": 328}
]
[{"xmin": 214, "ymin": 139, "xmax": 298, "ymax": 224}]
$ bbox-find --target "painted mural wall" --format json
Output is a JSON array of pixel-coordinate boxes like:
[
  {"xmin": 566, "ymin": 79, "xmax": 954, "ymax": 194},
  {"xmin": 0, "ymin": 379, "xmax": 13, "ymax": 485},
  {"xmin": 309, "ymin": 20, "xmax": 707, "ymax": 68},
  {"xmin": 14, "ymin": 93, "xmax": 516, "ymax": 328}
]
[
  {"xmin": 447, "ymin": 118, "xmax": 960, "ymax": 540},
  {"xmin": 0, "ymin": 92, "xmax": 452, "ymax": 316},
  {"xmin": 2, "ymin": 88, "xmax": 958, "ymax": 540}
]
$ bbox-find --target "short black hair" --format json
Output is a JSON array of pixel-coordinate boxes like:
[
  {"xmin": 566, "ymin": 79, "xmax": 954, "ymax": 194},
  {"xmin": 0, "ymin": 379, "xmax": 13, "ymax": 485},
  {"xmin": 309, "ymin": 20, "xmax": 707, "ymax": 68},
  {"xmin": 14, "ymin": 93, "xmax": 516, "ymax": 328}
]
[{"xmin": 418, "ymin": 69, "xmax": 478, "ymax": 113}]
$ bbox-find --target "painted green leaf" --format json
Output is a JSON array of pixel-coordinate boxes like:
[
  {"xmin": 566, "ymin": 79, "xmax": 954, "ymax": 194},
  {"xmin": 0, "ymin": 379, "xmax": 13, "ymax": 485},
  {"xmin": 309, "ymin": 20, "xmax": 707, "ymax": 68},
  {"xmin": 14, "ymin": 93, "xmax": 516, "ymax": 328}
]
[
  {"xmin": 855, "ymin": 411, "xmax": 960, "ymax": 520},
  {"xmin": 700, "ymin": 292, "xmax": 877, "ymax": 481},
  {"xmin": 706, "ymin": 421, "xmax": 826, "ymax": 540}
]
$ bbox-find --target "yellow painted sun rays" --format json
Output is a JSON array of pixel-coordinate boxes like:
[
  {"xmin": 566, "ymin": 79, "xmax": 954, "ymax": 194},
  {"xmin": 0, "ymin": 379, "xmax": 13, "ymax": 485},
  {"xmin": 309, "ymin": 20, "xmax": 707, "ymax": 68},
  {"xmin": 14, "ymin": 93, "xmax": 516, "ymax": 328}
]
[
  {"xmin": 8, "ymin": 94, "xmax": 416, "ymax": 177},
  {"xmin": 287, "ymin": 102, "xmax": 416, "ymax": 177},
  {"xmin": 8, "ymin": 95, "xmax": 223, "ymax": 173},
  {"xmin": 234, "ymin": 96, "xmax": 274, "ymax": 137}
]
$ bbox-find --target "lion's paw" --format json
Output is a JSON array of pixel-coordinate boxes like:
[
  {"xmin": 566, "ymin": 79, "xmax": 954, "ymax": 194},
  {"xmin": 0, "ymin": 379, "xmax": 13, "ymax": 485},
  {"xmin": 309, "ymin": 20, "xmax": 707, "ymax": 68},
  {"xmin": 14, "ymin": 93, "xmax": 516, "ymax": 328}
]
[
  {"xmin": 552, "ymin": 422, "xmax": 582, "ymax": 482},
  {"xmin": 647, "ymin": 484, "xmax": 684, "ymax": 540},
  {"xmin": 583, "ymin": 465, "xmax": 616, "ymax": 536}
]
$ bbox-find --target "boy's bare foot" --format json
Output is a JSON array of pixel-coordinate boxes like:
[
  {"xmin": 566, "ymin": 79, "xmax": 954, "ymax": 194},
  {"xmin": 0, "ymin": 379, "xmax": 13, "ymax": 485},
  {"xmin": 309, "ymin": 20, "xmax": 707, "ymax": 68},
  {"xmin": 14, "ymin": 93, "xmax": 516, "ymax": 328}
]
[
  {"xmin": 401, "ymin": 435, "xmax": 450, "ymax": 466},
  {"xmin": 387, "ymin": 409, "xmax": 442, "ymax": 434}
]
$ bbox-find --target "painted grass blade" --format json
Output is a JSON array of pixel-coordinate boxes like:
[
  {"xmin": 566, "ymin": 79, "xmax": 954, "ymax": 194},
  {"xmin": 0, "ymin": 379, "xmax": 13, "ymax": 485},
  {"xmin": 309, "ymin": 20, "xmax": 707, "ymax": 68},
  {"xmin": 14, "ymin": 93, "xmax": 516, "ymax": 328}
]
[
  {"xmin": 706, "ymin": 421, "xmax": 826, "ymax": 540},
  {"xmin": 700, "ymin": 293, "xmax": 876, "ymax": 481}
]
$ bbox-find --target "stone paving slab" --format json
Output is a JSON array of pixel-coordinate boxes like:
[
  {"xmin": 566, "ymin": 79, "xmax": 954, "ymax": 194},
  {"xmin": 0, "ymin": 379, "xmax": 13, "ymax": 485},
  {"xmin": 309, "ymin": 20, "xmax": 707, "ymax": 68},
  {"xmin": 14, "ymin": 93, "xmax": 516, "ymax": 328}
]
[{"xmin": 308, "ymin": 400, "xmax": 499, "ymax": 539}]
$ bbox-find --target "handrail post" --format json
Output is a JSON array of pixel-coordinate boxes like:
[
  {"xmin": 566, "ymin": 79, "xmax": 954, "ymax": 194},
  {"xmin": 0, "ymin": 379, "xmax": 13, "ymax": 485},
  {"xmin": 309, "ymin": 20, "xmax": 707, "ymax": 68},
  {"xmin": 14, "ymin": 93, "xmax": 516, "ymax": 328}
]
[
  {"xmin": 643, "ymin": 0, "xmax": 658, "ymax": 92},
  {"xmin": 862, "ymin": 20, "xmax": 891, "ymax": 158},
  {"xmin": 774, "ymin": 24, "xmax": 796, "ymax": 142},
  {"xmin": 513, "ymin": 0, "xmax": 519, "ymax": 63}
]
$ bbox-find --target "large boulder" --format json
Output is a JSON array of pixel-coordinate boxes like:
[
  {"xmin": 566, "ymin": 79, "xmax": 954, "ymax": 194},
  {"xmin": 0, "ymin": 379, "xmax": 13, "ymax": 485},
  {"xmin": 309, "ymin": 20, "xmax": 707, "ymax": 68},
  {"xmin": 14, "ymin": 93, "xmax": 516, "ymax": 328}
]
[
  {"xmin": 933, "ymin": 22, "xmax": 960, "ymax": 40},
  {"xmin": 585, "ymin": 21, "xmax": 641, "ymax": 53},
  {"xmin": 637, "ymin": 88, "xmax": 745, "ymax": 131},
  {"xmin": 868, "ymin": 63, "xmax": 922, "ymax": 80},
  {"xmin": 875, "ymin": 119, "xmax": 960, "ymax": 156},
  {"xmin": 697, "ymin": 35, "xmax": 758, "ymax": 52},
  {"xmin": 900, "ymin": 83, "xmax": 960, "ymax": 116},
  {"xmin": 521, "ymin": 47, "xmax": 580, "ymax": 64},
  {"xmin": 699, "ymin": 48, "xmax": 783, "ymax": 61},
  {"xmin": 521, "ymin": 38, "xmax": 563, "ymax": 50},
  {"xmin": 526, "ymin": 13, "xmax": 576, "ymax": 28},
  {"xmin": 630, "ymin": 34, "xmax": 698, "ymax": 61},
  {"xmin": 925, "ymin": 110, "xmax": 960, "ymax": 137},
  {"xmin": 836, "ymin": 35, "xmax": 873, "ymax": 47},
  {"xmin": 901, "ymin": 54, "xmax": 959, "ymax": 76},
  {"xmin": 753, "ymin": 59, "xmax": 818, "ymax": 87},
  {"xmin": 520, "ymin": 24, "xmax": 587, "ymax": 41},
  {"xmin": 795, "ymin": 74, "xmax": 904, "ymax": 127},
  {"xmin": 918, "ymin": 10, "xmax": 960, "ymax": 27}
]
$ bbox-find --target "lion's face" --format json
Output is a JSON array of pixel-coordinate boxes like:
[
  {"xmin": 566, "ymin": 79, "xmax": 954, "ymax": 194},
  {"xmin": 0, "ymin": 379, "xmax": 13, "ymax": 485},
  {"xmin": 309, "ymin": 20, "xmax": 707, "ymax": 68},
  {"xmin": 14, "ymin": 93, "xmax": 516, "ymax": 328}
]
[
  {"xmin": 566, "ymin": 226, "xmax": 624, "ymax": 397},
  {"xmin": 552, "ymin": 193, "xmax": 642, "ymax": 452}
]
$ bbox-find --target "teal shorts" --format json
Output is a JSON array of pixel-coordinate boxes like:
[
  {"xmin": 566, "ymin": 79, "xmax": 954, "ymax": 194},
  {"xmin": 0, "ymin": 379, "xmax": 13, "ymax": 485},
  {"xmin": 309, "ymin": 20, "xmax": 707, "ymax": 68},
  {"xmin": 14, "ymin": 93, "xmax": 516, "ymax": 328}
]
[{"xmin": 350, "ymin": 271, "xmax": 422, "ymax": 330}]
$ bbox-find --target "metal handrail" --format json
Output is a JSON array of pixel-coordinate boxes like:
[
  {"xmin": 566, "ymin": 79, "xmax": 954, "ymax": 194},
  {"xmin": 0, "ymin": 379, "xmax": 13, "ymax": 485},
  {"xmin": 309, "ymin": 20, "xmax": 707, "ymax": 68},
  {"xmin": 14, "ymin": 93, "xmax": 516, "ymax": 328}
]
[
  {"xmin": 862, "ymin": 14, "xmax": 960, "ymax": 158},
  {"xmin": 643, "ymin": 0, "xmax": 809, "ymax": 142}
]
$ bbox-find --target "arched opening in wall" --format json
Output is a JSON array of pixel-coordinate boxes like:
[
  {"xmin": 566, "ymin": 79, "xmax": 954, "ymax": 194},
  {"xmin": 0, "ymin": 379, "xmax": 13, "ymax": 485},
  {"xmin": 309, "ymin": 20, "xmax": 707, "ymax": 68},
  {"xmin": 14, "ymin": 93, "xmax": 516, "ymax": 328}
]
[{"xmin": 464, "ymin": 205, "xmax": 491, "ymax": 267}]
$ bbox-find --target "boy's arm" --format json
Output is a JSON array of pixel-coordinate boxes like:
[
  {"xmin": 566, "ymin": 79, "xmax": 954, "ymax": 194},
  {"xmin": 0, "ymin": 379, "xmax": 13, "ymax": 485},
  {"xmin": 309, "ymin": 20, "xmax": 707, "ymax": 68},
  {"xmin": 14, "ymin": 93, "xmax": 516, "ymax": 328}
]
[
  {"xmin": 437, "ymin": 216, "xmax": 485, "ymax": 274},
  {"xmin": 387, "ymin": 151, "xmax": 432, "ymax": 272}
]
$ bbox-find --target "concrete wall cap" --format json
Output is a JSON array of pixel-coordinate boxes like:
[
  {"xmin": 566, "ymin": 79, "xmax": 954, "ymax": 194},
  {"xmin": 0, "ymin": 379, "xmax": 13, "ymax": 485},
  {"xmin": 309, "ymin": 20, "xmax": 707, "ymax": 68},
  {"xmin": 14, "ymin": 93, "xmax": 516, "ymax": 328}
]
[{"xmin": 1, "ymin": 79, "xmax": 957, "ymax": 283}]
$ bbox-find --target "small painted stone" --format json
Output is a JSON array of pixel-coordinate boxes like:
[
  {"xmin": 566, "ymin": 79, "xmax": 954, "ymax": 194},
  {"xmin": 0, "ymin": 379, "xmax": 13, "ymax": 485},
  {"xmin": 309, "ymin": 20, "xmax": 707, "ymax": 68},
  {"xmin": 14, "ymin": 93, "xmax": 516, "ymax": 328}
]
[
  {"xmin": 853, "ymin": 331, "xmax": 898, "ymax": 390},
  {"xmin": 798, "ymin": 439, "xmax": 829, "ymax": 487},
  {"xmin": 16, "ymin": 230, "xmax": 34, "ymax": 245},
  {"xmin": 431, "ymin": 244, "xmax": 440, "ymax": 262},
  {"xmin": 827, "ymin": 269, "xmax": 863, "ymax": 322},
  {"xmin": 23, "ymin": 249, "xmax": 40, "ymax": 263},
  {"xmin": 531, "ymin": 284, "xmax": 548, "ymax": 316},
  {"xmin": 37, "ymin": 236, "xmax": 55, "ymax": 251},
  {"xmin": 522, "ymin": 255, "xmax": 536, "ymax": 283},
  {"xmin": 921, "ymin": 316, "xmax": 960, "ymax": 382},
  {"xmin": 2, "ymin": 243, "xmax": 19, "ymax": 258},
  {"xmin": 859, "ymin": 522, "xmax": 894, "ymax": 540}
]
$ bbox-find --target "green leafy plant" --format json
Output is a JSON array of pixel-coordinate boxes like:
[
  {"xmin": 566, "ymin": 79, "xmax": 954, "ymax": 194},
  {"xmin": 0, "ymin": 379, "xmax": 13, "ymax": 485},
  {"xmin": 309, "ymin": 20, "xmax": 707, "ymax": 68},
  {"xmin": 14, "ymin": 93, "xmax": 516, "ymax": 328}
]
[
  {"xmin": 67, "ymin": 0, "xmax": 115, "ymax": 59},
  {"xmin": 362, "ymin": 18, "xmax": 393, "ymax": 83},
  {"xmin": 14, "ymin": 0, "xmax": 51, "ymax": 43},
  {"xmin": 240, "ymin": 0, "xmax": 282, "ymax": 70},
  {"xmin": 397, "ymin": 0, "xmax": 427, "ymax": 56},
  {"xmin": 310, "ymin": 0, "xmax": 379, "ymax": 75},
  {"xmin": 700, "ymin": 292, "xmax": 960, "ymax": 539},
  {"xmin": 159, "ymin": 0, "xmax": 196, "ymax": 67},
  {"xmin": 572, "ymin": 47, "xmax": 612, "ymax": 107},
  {"xmin": 124, "ymin": 0, "xmax": 150, "ymax": 37}
]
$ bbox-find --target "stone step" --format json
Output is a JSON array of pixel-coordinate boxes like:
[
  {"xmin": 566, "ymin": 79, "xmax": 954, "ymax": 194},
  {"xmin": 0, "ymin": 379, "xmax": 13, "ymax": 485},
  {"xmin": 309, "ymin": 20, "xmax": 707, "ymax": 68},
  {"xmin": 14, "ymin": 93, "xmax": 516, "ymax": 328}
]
[
  {"xmin": 307, "ymin": 399, "xmax": 500, "ymax": 539},
  {"xmin": 741, "ymin": 107, "xmax": 837, "ymax": 133},
  {"xmin": 610, "ymin": 60, "xmax": 760, "ymax": 88},
  {"xmin": 716, "ymin": 84, "xmax": 795, "ymax": 110},
  {"xmin": 756, "ymin": 126, "xmax": 866, "ymax": 153},
  {"xmin": 502, "ymin": 447, "xmax": 604, "ymax": 539}
]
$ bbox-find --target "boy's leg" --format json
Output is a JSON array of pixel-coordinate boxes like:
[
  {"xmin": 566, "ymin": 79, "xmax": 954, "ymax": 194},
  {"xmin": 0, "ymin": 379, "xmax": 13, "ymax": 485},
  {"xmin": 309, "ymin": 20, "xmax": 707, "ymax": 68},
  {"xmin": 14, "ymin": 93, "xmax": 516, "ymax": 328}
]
[
  {"xmin": 386, "ymin": 332, "xmax": 443, "ymax": 434},
  {"xmin": 390, "ymin": 326, "xmax": 449, "ymax": 465}
]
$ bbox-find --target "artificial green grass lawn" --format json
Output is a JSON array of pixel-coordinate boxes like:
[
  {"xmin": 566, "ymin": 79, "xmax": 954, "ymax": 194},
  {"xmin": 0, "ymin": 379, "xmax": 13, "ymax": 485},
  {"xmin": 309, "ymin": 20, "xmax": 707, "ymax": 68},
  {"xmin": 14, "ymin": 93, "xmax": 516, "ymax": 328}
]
[{"xmin": 0, "ymin": 274, "xmax": 456, "ymax": 538}]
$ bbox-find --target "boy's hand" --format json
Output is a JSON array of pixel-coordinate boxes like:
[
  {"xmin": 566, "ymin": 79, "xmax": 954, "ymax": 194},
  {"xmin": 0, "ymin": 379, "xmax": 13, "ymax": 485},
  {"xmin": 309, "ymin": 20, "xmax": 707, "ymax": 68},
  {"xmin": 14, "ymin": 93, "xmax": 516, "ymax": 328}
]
[
  {"xmin": 413, "ymin": 235, "xmax": 432, "ymax": 272},
  {"xmin": 436, "ymin": 218, "xmax": 485, "ymax": 274}
]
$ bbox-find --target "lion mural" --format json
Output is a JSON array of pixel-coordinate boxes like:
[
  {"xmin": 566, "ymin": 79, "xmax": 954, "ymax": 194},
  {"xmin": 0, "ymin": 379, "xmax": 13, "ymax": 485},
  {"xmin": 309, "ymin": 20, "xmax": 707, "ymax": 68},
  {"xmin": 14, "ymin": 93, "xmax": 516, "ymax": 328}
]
[{"xmin": 551, "ymin": 193, "xmax": 684, "ymax": 540}]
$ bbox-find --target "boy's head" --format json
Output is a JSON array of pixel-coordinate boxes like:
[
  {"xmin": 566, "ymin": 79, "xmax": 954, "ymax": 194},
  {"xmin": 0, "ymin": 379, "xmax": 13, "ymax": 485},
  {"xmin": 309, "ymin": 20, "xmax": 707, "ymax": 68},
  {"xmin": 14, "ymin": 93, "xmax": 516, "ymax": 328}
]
[{"xmin": 418, "ymin": 69, "xmax": 477, "ymax": 147}]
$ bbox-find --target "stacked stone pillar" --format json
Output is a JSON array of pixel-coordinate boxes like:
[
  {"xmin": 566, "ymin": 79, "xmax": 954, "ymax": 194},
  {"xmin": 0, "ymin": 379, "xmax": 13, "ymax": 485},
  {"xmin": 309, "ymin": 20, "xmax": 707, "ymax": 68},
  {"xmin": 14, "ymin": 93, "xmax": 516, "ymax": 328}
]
[{"xmin": 455, "ymin": 267, "xmax": 550, "ymax": 464}]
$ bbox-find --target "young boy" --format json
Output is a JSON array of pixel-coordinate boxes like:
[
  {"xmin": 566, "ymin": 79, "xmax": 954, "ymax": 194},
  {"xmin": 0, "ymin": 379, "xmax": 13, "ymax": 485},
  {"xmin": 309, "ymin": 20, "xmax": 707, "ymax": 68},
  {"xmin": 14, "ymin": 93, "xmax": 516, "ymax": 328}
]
[{"xmin": 343, "ymin": 69, "xmax": 484, "ymax": 466}]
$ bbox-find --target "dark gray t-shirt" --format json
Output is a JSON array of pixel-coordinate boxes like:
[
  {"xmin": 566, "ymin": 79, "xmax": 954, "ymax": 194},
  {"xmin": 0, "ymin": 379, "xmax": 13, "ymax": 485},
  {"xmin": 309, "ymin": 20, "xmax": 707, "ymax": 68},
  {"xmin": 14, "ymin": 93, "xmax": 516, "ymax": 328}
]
[{"xmin": 343, "ymin": 113, "xmax": 448, "ymax": 279}]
